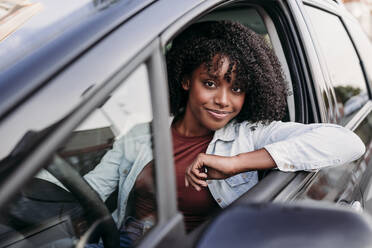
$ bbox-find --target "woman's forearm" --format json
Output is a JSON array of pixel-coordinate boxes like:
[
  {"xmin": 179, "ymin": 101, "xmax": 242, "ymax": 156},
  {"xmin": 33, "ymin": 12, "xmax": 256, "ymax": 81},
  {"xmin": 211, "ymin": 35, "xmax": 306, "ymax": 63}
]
[
  {"xmin": 190, "ymin": 150, "xmax": 277, "ymax": 179},
  {"xmin": 231, "ymin": 148, "xmax": 276, "ymax": 174},
  {"xmin": 257, "ymin": 122, "xmax": 365, "ymax": 171}
]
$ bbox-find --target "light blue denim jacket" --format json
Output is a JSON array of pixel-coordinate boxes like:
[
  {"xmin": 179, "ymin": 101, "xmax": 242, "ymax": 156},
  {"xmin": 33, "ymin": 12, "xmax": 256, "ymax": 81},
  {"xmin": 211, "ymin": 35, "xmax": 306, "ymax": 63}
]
[{"xmin": 84, "ymin": 120, "xmax": 365, "ymax": 228}]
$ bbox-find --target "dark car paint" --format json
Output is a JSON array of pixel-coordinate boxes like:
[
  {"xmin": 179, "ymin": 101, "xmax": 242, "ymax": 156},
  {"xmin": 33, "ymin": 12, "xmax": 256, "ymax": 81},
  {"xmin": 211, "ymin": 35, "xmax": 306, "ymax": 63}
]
[
  {"xmin": 197, "ymin": 203, "xmax": 372, "ymax": 248},
  {"xmin": 0, "ymin": 0, "xmax": 156, "ymax": 121},
  {"xmin": 271, "ymin": 0, "xmax": 372, "ymax": 211},
  {"xmin": 1, "ymin": 0, "xmax": 372, "ymax": 247}
]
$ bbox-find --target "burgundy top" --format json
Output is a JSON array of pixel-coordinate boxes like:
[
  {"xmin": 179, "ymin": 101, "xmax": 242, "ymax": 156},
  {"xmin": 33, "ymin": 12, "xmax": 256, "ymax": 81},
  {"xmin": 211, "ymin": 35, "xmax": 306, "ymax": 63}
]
[
  {"xmin": 171, "ymin": 126, "xmax": 219, "ymax": 232},
  {"xmin": 133, "ymin": 126, "xmax": 219, "ymax": 232}
]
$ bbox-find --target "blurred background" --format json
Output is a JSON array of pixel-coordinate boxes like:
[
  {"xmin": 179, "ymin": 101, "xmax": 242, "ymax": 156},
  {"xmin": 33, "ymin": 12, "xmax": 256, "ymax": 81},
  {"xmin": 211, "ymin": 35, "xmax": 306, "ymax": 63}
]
[{"xmin": 342, "ymin": 0, "xmax": 372, "ymax": 40}]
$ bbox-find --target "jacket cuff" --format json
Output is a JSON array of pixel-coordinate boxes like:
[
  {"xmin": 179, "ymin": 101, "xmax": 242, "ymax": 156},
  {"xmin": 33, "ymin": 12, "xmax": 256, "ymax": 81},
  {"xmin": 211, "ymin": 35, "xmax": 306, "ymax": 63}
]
[{"xmin": 263, "ymin": 144, "xmax": 297, "ymax": 172}]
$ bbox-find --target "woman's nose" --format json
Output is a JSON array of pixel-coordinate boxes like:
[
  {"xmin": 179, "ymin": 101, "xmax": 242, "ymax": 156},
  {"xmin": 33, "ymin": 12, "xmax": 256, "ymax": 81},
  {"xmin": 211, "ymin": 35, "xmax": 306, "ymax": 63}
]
[{"xmin": 214, "ymin": 88, "xmax": 229, "ymax": 108}]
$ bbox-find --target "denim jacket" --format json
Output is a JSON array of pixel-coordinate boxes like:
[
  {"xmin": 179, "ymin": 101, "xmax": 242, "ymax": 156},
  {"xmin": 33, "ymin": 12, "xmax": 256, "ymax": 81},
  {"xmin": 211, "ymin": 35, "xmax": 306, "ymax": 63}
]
[{"xmin": 83, "ymin": 121, "xmax": 365, "ymax": 228}]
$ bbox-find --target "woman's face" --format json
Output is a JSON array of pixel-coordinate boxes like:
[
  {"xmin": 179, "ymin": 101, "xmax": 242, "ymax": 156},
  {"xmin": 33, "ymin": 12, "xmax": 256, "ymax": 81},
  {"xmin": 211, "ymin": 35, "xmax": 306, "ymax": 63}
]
[{"xmin": 181, "ymin": 55, "xmax": 245, "ymax": 135}]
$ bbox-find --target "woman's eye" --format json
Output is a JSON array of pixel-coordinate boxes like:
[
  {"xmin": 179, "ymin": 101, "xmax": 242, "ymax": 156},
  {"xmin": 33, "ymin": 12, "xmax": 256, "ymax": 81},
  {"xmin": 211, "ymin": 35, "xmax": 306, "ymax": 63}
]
[
  {"xmin": 204, "ymin": 81, "xmax": 216, "ymax": 88},
  {"xmin": 232, "ymin": 87, "xmax": 242, "ymax": 93}
]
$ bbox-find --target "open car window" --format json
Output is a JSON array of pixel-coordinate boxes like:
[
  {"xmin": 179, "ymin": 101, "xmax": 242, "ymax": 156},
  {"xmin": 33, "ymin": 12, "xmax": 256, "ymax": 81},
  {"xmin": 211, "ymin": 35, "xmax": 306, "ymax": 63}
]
[{"xmin": 160, "ymin": 5, "xmax": 299, "ymax": 234}]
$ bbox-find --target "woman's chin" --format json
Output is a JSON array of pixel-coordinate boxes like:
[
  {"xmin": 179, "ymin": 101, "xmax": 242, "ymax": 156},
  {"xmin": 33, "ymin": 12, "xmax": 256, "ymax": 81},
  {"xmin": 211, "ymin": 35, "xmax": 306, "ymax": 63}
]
[{"xmin": 203, "ymin": 119, "xmax": 230, "ymax": 131}]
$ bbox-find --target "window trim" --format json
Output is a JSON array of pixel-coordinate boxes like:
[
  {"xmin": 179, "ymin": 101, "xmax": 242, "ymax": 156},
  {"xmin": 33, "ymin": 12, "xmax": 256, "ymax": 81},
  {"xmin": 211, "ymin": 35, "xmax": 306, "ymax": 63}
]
[
  {"xmin": 257, "ymin": 6, "xmax": 296, "ymax": 122},
  {"xmin": 262, "ymin": 1, "xmax": 312, "ymax": 124}
]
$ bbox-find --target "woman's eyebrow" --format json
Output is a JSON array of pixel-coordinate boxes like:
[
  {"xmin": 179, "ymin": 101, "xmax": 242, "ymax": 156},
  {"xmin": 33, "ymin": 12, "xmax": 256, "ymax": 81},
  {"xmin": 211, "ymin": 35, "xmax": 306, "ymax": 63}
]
[{"xmin": 199, "ymin": 71, "xmax": 219, "ymax": 80}]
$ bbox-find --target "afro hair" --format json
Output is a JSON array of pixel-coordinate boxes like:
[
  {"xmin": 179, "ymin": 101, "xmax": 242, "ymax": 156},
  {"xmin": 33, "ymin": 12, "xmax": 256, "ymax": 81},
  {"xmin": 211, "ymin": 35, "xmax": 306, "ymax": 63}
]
[{"xmin": 166, "ymin": 20, "xmax": 288, "ymax": 124}]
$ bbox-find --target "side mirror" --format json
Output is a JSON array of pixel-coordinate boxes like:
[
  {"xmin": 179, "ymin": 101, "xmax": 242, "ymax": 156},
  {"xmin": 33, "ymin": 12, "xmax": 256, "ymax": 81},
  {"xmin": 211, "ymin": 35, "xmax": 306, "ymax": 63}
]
[{"xmin": 197, "ymin": 202, "xmax": 372, "ymax": 248}]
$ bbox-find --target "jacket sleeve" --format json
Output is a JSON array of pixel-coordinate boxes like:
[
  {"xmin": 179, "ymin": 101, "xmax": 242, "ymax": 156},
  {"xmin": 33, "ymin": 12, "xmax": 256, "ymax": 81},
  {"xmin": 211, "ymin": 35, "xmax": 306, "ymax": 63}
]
[
  {"xmin": 83, "ymin": 137, "xmax": 125, "ymax": 201},
  {"xmin": 252, "ymin": 121, "xmax": 366, "ymax": 172}
]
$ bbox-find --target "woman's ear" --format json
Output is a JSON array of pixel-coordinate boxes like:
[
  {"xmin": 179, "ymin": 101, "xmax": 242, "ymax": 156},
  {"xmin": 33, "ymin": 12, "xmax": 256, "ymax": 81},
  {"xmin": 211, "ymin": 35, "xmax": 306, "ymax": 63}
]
[{"xmin": 182, "ymin": 79, "xmax": 191, "ymax": 91}]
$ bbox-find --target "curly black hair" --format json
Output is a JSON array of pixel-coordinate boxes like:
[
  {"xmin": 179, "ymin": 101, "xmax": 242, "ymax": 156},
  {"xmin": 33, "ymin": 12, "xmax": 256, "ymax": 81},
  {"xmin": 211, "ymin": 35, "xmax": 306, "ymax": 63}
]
[{"xmin": 166, "ymin": 20, "xmax": 287, "ymax": 123}]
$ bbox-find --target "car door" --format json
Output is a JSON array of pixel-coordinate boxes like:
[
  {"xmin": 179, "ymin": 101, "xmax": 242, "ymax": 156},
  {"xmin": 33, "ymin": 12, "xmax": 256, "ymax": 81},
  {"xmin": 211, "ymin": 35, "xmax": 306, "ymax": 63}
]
[
  {"xmin": 0, "ymin": 38, "xmax": 187, "ymax": 248},
  {"xmin": 272, "ymin": 0, "xmax": 372, "ymax": 213},
  {"xmin": 0, "ymin": 8, "xmax": 187, "ymax": 248}
]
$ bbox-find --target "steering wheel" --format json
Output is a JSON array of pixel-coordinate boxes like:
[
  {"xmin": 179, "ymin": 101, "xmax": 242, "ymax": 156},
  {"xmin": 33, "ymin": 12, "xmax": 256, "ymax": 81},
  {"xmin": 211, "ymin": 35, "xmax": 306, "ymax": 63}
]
[{"xmin": 47, "ymin": 155, "xmax": 119, "ymax": 248}]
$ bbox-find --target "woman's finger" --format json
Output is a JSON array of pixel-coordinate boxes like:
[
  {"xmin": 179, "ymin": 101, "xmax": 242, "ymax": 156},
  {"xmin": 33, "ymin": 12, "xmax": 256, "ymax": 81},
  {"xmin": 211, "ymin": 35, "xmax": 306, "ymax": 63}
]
[
  {"xmin": 188, "ymin": 171, "xmax": 207, "ymax": 187},
  {"xmin": 194, "ymin": 167, "xmax": 208, "ymax": 179},
  {"xmin": 191, "ymin": 161, "xmax": 208, "ymax": 178},
  {"xmin": 188, "ymin": 178, "xmax": 201, "ymax": 191},
  {"xmin": 206, "ymin": 167, "xmax": 228, "ymax": 179}
]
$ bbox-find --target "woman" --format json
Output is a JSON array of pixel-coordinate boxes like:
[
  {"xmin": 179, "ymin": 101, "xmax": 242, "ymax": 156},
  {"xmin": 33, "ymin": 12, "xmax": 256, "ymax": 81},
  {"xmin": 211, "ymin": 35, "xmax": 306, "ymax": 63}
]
[{"xmin": 85, "ymin": 21, "xmax": 365, "ymax": 247}]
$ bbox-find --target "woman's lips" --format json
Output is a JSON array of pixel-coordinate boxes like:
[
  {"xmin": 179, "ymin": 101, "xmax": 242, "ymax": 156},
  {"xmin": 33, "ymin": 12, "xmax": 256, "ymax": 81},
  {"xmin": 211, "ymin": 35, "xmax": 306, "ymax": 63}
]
[{"xmin": 205, "ymin": 108, "xmax": 232, "ymax": 120}]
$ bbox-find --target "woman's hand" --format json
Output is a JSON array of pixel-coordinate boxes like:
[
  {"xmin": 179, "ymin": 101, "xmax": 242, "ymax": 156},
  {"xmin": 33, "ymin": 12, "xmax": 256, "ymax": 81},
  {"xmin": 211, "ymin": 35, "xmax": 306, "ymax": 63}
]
[
  {"xmin": 184, "ymin": 154, "xmax": 236, "ymax": 191},
  {"xmin": 184, "ymin": 149, "xmax": 277, "ymax": 191}
]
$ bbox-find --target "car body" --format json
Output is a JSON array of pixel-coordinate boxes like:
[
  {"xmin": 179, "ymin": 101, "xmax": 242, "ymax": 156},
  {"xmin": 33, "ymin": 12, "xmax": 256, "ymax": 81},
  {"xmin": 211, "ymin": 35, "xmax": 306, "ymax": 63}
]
[{"xmin": 1, "ymin": 0, "xmax": 372, "ymax": 247}]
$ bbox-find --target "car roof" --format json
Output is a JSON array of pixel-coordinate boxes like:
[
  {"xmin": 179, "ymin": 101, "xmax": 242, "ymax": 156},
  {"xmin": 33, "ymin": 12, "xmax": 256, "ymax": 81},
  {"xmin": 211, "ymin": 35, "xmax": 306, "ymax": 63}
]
[
  {"xmin": 0, "ymin": 0, "xmax": 96, "ymax": 72},
  {"xmin": 0, "ymin": 0, "xmax": 157, "ymax": 72},
  {"xmin": 0, "ymin": 0, "xmax": 156, "ymax": 120}
]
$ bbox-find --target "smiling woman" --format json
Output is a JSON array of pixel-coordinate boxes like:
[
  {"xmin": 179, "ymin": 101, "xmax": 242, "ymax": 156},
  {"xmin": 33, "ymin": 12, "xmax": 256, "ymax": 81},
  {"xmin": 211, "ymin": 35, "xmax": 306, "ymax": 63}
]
[
  {"xmin": 166, "ymin": 21, "xmax": 287, "ymax": 124},
  {"xmin": 80, "ymin": 20, "xmax": 366, "ymax": 247},
  {"xmin": 1, "ymin": 1, "xmax": 372, "ymax": 247},
  {"xmin": 175, "ymin": 55, "xmax": 245, "ymax": 135}
]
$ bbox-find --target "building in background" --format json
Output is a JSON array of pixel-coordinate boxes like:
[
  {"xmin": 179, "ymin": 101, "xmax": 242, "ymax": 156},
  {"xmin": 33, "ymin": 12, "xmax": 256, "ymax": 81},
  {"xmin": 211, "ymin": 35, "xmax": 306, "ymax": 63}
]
[{"xmin": 342, "ymin": 0, "xmax": 372, "ymax": 40}]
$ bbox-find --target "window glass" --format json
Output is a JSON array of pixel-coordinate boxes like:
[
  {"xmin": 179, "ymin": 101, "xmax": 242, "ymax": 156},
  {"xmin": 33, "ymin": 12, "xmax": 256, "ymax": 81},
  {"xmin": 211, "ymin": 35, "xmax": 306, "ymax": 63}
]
[
  {"xmin": 305, "ymin": 6, "xmax": 368, "ymax": 124},
  {"xmin": 0, "ymin": 64, "xmax": 157, "ymax": 247}
]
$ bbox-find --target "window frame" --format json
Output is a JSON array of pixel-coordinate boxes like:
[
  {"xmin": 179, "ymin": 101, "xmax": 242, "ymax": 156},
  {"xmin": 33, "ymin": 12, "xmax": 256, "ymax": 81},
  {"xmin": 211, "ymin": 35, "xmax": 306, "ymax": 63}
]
[
  {"xmin": 0, "ymin": 38, "xmax": 184, "ymax": 247},
  {"xmin": 159, "ymin": 0, "xmax": 316, "ymax": 209}
]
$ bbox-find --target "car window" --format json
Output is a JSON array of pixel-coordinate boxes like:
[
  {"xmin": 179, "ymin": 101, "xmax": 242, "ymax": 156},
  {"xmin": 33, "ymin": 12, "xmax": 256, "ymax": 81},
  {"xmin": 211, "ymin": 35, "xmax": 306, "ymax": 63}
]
[
  {"xmin": 162, "ymin": 6, "xmax": 298, "ymax": 233},
  {"xmin": 304, "ymin": 5, "xmax": 369, "ymax": 125},
  {"xmin": 0, "ymin": 64, "xmax": 158, "ymax": 247}
]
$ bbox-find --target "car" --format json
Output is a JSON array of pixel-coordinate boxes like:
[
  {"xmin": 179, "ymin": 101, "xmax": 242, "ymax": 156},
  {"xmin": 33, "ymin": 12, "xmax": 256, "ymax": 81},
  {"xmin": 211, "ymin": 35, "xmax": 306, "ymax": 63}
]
[{"xmin": 1, "ymin": 0, "xmax": 372, "ymax": 247}]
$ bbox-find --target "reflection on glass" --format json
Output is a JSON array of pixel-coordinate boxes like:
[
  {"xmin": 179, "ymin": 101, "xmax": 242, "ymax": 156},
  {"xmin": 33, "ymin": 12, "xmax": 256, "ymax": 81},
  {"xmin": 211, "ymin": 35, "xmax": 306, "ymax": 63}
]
[
  {"xmin": 322, "ymin": 90, "xmax": 332, "ymax": 121},
  {"xmin": 334, "ymin": 85, "xmax": 368, "ymax": 125},
  {"xmin": 0, "ymin": 0, "xmax": 43, "ymax": 41},
  {"xmin": 334, "ymin": 85, "xmax": 362, "ymax": 104},
  {"xmin": 0, "ymin": 64, "xmax": 157, "ymax": 247},
  {"xmin": 305, "ymin": 6, "xmax": 369, "ymax": 125}
]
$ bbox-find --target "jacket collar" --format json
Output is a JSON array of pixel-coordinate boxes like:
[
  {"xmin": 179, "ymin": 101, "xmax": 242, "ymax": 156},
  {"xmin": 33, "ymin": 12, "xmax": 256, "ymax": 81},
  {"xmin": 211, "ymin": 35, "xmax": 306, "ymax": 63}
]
[{"xmin": 212, "ymin": 120, "xmax": 238, "ymax": 143}]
